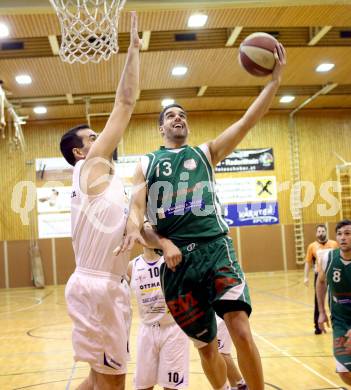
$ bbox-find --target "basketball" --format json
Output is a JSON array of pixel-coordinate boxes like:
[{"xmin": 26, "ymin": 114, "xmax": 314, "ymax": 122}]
[{"xmin": 239, "ymin": 32, "xmax": 278, "ymax": 77}]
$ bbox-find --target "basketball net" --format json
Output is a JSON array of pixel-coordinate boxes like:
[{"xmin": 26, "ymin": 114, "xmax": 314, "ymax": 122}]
[{"xmin": 49, "ymin": 0, "xmax": 127, "ymax": 64}]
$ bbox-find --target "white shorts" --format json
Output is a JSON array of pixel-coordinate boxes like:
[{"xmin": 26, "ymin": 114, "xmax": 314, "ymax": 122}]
[
  {"xmin": 135, "ymin": 321, "xmax": 189, "ymax": 389},
  {"xmin": 216, "ymin": 316, "xmax": 232, "ymax": 355},
  {"xmin": 65, "ymin": 267, "xmax": 131, "ymax": 375}
]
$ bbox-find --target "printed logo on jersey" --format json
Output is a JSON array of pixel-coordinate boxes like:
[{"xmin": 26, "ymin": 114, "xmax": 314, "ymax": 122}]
[
  {"xmin": 183, "ymin": 158, "xmax": 197, "ymax": 170},
  {"xmin": 187, "ymin": 243, "xmax": 196, "ymax": 252},
  {"xmin": 163, "ymin": 199, "xmax": 206, "ymax": 218}
]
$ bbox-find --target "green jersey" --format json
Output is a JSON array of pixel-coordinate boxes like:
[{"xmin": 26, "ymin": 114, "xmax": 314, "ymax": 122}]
[
  {"xmin": 143, "ymin": 144, "xmax": 228, "ymax": 245},
  {"xmin": 325, "ymin": 249, "xmax": 351, "ymax": 323}
]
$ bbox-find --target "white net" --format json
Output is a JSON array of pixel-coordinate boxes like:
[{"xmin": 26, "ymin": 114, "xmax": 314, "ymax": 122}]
[{"xmin": 49, "ymin": 0, "xmax": 126, "ymax": 64}]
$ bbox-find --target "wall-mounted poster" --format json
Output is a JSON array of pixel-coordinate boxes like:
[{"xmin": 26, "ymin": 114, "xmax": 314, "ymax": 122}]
[
  {"xmin": 224, "ymin": 202, "xmax": 279, "ymax": 227},
  {"xmin": 36, "ymin": 186, "xmax": 72, "ymax": 238},
  {"xmin": 215, "ymin": 148, "xmax": 274, "ymax": 173},
  {"xmin": 216, "ymin": 176, "xmax": 277, "ymax": 204},
  {"xmin": 35, "ymin": 156, "xmax": 142, "ymax": 238},
  {"xmin": 38, "ymin": 212, "xmax": 71, "ymax": 238}
]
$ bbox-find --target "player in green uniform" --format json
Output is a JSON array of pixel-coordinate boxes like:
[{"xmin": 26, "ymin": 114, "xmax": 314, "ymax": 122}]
[
  {"xmin": 118, "ymin": 43, "xmax": 286, "ymax": 390},
  {"xmin": 317, "ymin": 219, "xmax": 351, "ymax": 386}
]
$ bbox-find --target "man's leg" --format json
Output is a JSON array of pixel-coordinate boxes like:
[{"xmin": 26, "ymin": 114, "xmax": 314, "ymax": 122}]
[
  {"xmin": 76, "ymin": 369, "xmax": 93, "ymax": 390},
  {"xmin": 224, "ymin": 311, "xmax": 264, "ymax": 390},
  {"xmin": 339, "ymin": 372, "xmax": 351, "ymax": 385},
  {"xmin": 221, "ymin": 353, "xmax": 244, "ymax": 387},
  {"xmin": 90, "ymin": 370, "xmax": 126, "ymax": 390},
  {"xmin": 313, "ymin": 272, "xmax": 321, "ymax": 334},
  {"xmin": 198, "ymin": 338, "xmax": 229, "ymax": 389}
]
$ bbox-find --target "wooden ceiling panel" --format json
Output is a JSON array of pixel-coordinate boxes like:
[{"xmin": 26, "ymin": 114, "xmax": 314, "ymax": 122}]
[
  {"xmin": 278, "ymin": 47, "xmax": 351, "ymax": 85},
  {"xmin": 299, "ymin": 95, "xmax": 351, "ymax": 109},
  {"xmin": 20, "ymin": 105, "xmax": 86, "ymax": 122},
  {"xmin": 0, "ymin": 14, "xmax": 60, "ymax": 38},
  {"xmin": 1, "ymin": 2, "xmax": 351, "ymax": 121},
  {"xmin": 0, "ymin": 54, "xmax": 127, "ymax": 97},
  {"xmin": 92, "ymin": 5, "xmax": 351, "ymax": 30},
  {"xmin": 2, "ymin": 5, "xmax": 351, "ymax": 39}
]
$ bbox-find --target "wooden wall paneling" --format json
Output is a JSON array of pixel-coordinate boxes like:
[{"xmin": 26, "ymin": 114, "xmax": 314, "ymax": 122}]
[
  {"xmin": 284, "ymin": 224, "xmax": 299, "ymax": 270},
  {"xmin": 240, "ymin": 225, "xmax": 284, "ymax": 272},
  {"xmin": 328, "ymin": 221, "xmax": 337, "ymax": 241},
  {"xmin": 303, "ymin": 223, "xmax": 318, "ymax": 254},
  {"xmin": 38, "ymin": 239, "xmax": 53, "ymax": 286},
  {"xmin": 0, "ymin": 241, "xmax": 5, "ymax": 288},
  {"xmin": 1, "ymin": 111, "xmax": 351, "ymax": 242},
  {"xmin": 297, "ymin": 111, "xmax": 351, "ymax": 224},
  {"xmin": 7, "ymin": 240, "xmax": 32, "ymax": 287},
  {"xmin": 55, "ymin": 238, "xmax": 75, "ymax": 284}
]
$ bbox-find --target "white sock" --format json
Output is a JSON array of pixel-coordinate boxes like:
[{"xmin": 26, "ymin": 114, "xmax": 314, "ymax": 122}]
[
  {"xmin": 214, "ymin": 380, "xmax": 230, "ymax": 390},
  {"xmin": 231, "ymin": 378, "xmax": 246, "ymax": 389}
]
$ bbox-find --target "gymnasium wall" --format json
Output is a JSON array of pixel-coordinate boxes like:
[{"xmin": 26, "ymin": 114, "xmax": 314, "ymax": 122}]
[{"xmin": 0, "ymin": 110, "xmax": 350, "ymax": 286}]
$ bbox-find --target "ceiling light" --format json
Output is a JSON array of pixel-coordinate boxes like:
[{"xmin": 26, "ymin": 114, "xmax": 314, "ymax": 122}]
[
  {"xmin": 33, "ymin": 106, "xmax": 47, "ymax": 114},
  {"xmin": 0, "ymin": 23, "xmax": 9, "ymax": 38},
  {"xmin": 172, "ymin": 66, "xmax": 188, "ymax": 76},
  {"xmin": 280, "ymin": 96, "xmax": 295, "ymax": 103},
  {"xmin": 188, "ymin": 14, "xmax": 208, "ymax": 28},
  {"xmin": 161, "ymin": 98, "xmax": 175, "ymax": 107},
  {"xmin": 316, "ymin": 63, "xmax": 335, "ymax": 72},
  {"xmin": 15, "ymin": 74, "xmax": 32, "ymax": 85}
]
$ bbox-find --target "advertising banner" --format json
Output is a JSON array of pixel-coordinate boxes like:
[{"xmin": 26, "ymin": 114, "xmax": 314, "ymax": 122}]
[
  {"xmin": 224, "ymin": 202, "xmax": 279, "ymax": 226},
  {"xmin": 215, "ymin": 148, "xmax": 274, "ymax": 173}
]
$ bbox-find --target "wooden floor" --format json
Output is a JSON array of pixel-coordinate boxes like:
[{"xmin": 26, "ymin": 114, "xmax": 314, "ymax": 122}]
[{"xmin": 0, "ymin": 270, "xmax": 348, "ymax": 390}]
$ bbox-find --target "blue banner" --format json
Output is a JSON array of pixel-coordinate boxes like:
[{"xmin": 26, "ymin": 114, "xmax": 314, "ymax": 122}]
[{"xmin": 224, "ymin": 202, "xmax": 279, "ymax": 227}]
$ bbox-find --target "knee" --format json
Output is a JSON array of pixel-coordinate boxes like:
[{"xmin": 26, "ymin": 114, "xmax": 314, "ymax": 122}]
[
  {"xmin": 199, "ymin": 341, "xmax": 220, "ymax": 362},
  {"xmin": 225, "ymin": 314, "xmax": 253, "ymax": 346},
  {"xmin": 339, "ymin": 371, "xmax": 351, "ymax": 385},
  {"xmin": 233, "ymin": 327, "xmax": 252, "ymax": 347}
]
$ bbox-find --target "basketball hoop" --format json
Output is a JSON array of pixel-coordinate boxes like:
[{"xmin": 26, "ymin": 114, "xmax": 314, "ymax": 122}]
[{"xmin": 49, "ymin": 0, "xmax": 126, "ymax": 64}]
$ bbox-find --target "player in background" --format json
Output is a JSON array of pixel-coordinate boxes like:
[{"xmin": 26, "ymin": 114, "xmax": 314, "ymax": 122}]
[
  {"xmin": 304, "ymin": 224, "xmax": 338, "ymax": 334},
  {"xmin": 128, "ymin": 222, "xmax": 189, "ymax": 390},
  {"xmin": 316, "ymin": 219, "xmax": 351, "ymax": 386}
]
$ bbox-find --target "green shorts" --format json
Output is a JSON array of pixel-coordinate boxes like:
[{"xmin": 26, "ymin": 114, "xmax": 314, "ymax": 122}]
[
  {"xmin": 160, "ymin": 235, "xmax": 251, "ymax": 346},
  {"xmin": 332, "ymin": 318, "xmax": 351, "ymax": 372}
]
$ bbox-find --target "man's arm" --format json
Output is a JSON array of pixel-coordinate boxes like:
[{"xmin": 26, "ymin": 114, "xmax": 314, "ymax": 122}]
[
  {"xmin": 114, "ymin": 163, "xmax": 182, "ymax": 270},
  {"xmin": 316, "ymin": 268, "xmax": 330, "ymax": 333},
  {"xmin": 113, "ymin": 162, "xmax": 149, "ymax": 252},
  {"xmin": 141, "ymin": 226, "xmax": 182, "ymax": 272},
  {"xmin": 208, "ymin": 43, "xmax": 286, "ymax": 166},
  {"xmin": 82, "ymin": 12, "xmax": 141, "ymax": 194},
  {"xmin": 126, "ymin": 261, "xmax": 133, "ymax": 285},
  {"xmin": 304, "ymin": 244, "xmax": 313, "ymax": 286},
  {"xmin": 86, "ymin": 12, "xmax": 140, "ymax": 161}
]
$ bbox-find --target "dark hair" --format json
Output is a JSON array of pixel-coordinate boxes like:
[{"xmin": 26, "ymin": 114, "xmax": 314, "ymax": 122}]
[
  {"xmin": 336, "ymin": 219, "xmax": 351, "ymax": 233},
  {"xmin": 159, "ymin": 103, "xmax": 186, "ymax": 126},
  {"xmin": 316, "ymin": 224, "xmax": 327, "ymax": 231},
  {"xmin": 60, "ymin": 124, "xmax": 89, "ymax": 166}
]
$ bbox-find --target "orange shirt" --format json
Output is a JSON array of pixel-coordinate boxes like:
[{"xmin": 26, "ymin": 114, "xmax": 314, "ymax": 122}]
[{"xmin": 305, "ymin": 240, "xmax": 338, "ymax": 271}]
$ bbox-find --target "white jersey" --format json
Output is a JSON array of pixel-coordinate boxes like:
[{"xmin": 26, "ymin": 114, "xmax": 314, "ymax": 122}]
[
  {"xmin": 130, "ymin": 255, "xmax": 174, "ymax": 326},
  {"xmin": 71, "ymin": 160, "xmax": 129, "ymax": 276}
]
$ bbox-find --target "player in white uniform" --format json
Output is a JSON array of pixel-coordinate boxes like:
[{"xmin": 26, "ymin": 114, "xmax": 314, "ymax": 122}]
[
  {"xmin": 216, "ymin": 316, "xmax": 247, "ymax": 390},
  {"xmin": 59, "ymin": 13, "xmax": 141, "ymax": 390},
  {"xmin": 128, "ymin": 228, "xmax": 189, "ymax": 390}
]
